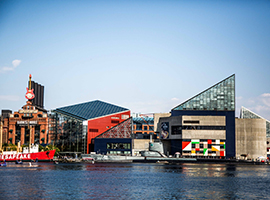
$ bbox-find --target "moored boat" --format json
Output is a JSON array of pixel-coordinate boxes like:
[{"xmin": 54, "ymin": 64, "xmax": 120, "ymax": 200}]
[{"xmin": 0, "ymin": 150, "xmax": 55, "ymax": 162}]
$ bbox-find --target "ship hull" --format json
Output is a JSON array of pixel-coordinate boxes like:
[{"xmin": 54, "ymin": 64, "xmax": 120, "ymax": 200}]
[{"xmin": 0, "ymin": 150, "xmax": 56, "ymax": 162}]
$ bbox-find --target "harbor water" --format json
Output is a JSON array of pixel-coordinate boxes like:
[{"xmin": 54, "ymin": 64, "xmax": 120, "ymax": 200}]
[{"xmin": 0, "ymin": 162, "xmax": 269, "ymax": 199}]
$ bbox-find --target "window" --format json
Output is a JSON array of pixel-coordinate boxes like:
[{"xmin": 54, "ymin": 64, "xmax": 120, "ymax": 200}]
[
  {"xmin": 171, "ymin": 126, "xmax": 182, "ymax": 135},
  {"xmin": 136, "ymin": 124, "xmax": 142, "ymax": 130},
  {"xmin": 192, "ymin": 144, "xmax": 195, "ymax": 148},
  {"xmin": 144, "ymin": 126, "xmax": 148, "ymax": 130},
  {"xmin": 200, "ymin": 144, "xmax": 203, "ymax": 148},
  {"xmin": 89, "ymin": 129, "xmax": 98, "ymax": 132},
  {"xmin": 107, "ymin": 143, "xmax": 131, "ymax": 150},
  {"xmin": 121, "ymin": 115, "xmax": 129, "ymax": 119},
  {"xmin": 183, "ymin": 120, "xmax": 199, "ymax": 124},
  {"xmin": 181, "ymin": 126, "xmax": 225, "ymax": 130}
]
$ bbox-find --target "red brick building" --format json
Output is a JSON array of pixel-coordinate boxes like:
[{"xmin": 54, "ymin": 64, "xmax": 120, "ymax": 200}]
[{"xmin": 3, "ymin": 101, "xmax": 49, "ymax": 145}]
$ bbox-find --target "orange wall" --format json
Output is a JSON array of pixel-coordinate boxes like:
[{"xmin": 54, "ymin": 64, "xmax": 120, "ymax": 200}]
[{"xmin": 87, "ymin": 110, "xmax": 130, "ymax": 153}]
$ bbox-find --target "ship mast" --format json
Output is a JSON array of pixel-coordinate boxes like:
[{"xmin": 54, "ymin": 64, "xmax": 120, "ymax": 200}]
[
  {"xmin": 28, "ymin": 74, "xmax": 32, "ymax": 153},
  {"xmin": 0, "ymin": 120, "xmax": 3, "ymax": 152}
]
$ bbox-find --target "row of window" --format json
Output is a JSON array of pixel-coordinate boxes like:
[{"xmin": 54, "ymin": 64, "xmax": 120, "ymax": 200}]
[
  {"xmin": 171, "ymin": 125, "xmax": 226, "ymax": 135},
  {"xmin": 134, "ymin": 132, "xmax": 155, "ymax": 135},
  {"xmin": 14, "ymin": 114, "xmax": 43, "ymax": 118},
  {"xmin": 107, "ymin": 151, "xmax": 131, "ymax": 155},
  {"xmin": 107, "ymin": 143, "xmax": 131, "ymax": 150},
  {"xmin": 134, "ymin": 124, "xmax": 154, "ymax": 130}
]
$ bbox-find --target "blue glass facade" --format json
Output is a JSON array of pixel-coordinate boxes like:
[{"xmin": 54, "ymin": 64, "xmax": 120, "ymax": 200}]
[{"xmin": 173, "ymin": 75, "xmax": 235, "ymax": 111}]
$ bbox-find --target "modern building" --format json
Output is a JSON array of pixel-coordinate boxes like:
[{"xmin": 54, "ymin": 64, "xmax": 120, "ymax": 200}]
[
  {"xmin": 157, "ymin": 74, "xmax": 235, "ymax": 158},
  {"xmin": 94, "ymin": 117, "xmax": 133, "ymax": 155},
  {"xmin": 133, "ymin": 116, "xmax": 156, "ymax": 139},
  {"xmin": 236, "ymin": 106, "xmax": 269, "ymax": 159},
  {"xmin": 51, "ymin": 100, "xmax": 131, "ymax": 154},
  {"xmin": 240, "ymin": 106, "xmax": 270, "ymax": 138}
]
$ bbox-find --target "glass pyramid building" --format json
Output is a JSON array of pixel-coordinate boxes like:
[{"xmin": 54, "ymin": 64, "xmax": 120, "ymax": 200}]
[
  {"xmin": 173, "ymin": 74, "xmax": 235, "ymax": 111},
  {"xmin": 240, "ymin": 106, "xmax": 270, "ymax": 138}
]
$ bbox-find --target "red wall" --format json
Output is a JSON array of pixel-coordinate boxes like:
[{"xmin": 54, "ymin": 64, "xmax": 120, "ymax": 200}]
[{"xmin": 87, "ymin": 110, "xmax": 130, "ymax": 153}]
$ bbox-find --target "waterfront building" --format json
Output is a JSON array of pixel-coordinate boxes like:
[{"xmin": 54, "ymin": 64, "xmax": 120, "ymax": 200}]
[
  {"xmin": 156, "ymin": 74, "xmax": 235, "ymax": 158},
  {"xmin": 237, "ymin": 106, "xmax": 269, "ymax": 159},
  {"xmin": 133, "ymin": 116, "xmax": 157, "ymax": 139},
  {"xmin": 94, "ymin": 117, "xmax": 132, "ymax": 155},
  {"xmin": 93, "ymin": 117, "xmax": 157, "ymax": 156},
  {"xmin": 240, "ymin": 106, "xmax": 270, "ymax": 138},
  {"xmin": 51, "ymin": 100, "xmax": 130, "ymax": 154},
  {"xmin": 1, "ymin": 75, "xmax": 49, "ymax": 146}
]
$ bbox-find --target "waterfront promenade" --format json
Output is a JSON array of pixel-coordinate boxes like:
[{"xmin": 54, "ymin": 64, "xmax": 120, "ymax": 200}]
[{"xmin": 1, "ymin": 162, "xmax": 269, "ymax": 199}]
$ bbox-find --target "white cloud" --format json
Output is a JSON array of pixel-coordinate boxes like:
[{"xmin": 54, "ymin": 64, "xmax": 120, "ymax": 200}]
[
  {"xmin": 260, "ymin": 93, "xmax": 270, "ymax": 107},
  {"xmin": 0, "ymin": 95, "xmax": 20, "ymax": 101},
  {"xmin": 0, "ymin": 59, "xmax": 21, "ymax": 73},
  {"xmin": 261, "ymin": 93, "xmax": 270, "ymax": 97},
  {"xmin": 12, "ymin": 59, "xmax": 21, "ymax": 68},
  {"xmin": 236, "ymin": 96, "xmax": 242, "ymax": 100},
  {"xmin": 1, "ymin": 67, "xmax": 14, "ymax": 72},
  {"xmin": 171, "ymin": 97, "xmax": 179, "ymax": 101},
  {"xmin": 240, "ymin": 93, "xmax": 270, "ymax": 120}
]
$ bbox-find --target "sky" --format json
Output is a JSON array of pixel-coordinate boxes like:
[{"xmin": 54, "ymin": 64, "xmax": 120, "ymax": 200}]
[{"xmin": 0, "ymin": 0, "xmax": 270, "ymax": 120}]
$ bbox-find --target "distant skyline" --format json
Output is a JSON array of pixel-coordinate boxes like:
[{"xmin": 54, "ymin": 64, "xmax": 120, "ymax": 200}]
[{"xmin": 0, "ymin": 1, "xmax": 270, "ymax": 120}]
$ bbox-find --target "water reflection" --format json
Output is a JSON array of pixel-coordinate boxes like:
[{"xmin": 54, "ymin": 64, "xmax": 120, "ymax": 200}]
[{"xmin": 0, "ymin": 162, "xmax": 270, "ymax": 199}]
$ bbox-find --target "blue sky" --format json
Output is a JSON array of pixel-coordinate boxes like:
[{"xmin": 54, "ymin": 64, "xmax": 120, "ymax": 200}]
[{"xmin": 0, "ymin": 0, "xmax": 270, "ymax": 120}]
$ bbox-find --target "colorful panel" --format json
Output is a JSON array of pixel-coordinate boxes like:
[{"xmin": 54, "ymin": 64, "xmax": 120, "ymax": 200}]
[
  {"xmin": 191, "ymin": 139, "xmax": 200, "ymax": 144},
  {"xmin": 182, "ymin": 139, "xmax": 226, "ymax": 157},
  {"xmin": 220, "ymin": 151, "xmax": 225, "ymax": 157},
  {"xmin": 203, "ymin": 148, "xmax": 208, "ymax": 156},
  {"xmin": 182, "ymin": 141, "xmax": 191, "ymax": 151},
  {"xmin": 212, "ymin": 145, "xmax": 220, "ymax": 152}
]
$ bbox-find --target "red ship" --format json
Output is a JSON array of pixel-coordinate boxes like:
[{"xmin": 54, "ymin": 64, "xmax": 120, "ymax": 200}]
[{"xmin": 0, "ymin": 150, "xmax": 55, "ymax": 162}]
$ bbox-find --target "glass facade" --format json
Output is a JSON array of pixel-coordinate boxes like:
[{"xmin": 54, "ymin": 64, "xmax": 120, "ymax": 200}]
[
  {"xmin": 173, "ymin": 74, "xmax": 235, "ymax": 111},
  {"xmin": 49, "ymin": 112, "xmax": 87, "ymax": 153},
  {"xmin": 240, "ymin": 106, "xmax": 270, "ymax": 138}
]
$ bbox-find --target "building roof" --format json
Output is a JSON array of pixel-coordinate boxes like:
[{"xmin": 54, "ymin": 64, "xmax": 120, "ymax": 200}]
[
  {"xmin": 133, "ymin": 117, "xmax": 154, "ymax": 124},
  {"xmin": 53, "ymin": 100, "xmax": 129, "ymax": 121},
  {"xmin": 172, "ymin": 74, "xmax": 235, "ymax": 111}
]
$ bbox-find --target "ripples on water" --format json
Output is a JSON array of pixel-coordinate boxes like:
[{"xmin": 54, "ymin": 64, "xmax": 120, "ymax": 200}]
[{"xmin": 0, "ymin": 162, "xmax": 269, "ymax": 199}]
